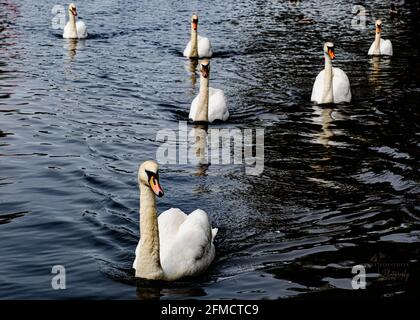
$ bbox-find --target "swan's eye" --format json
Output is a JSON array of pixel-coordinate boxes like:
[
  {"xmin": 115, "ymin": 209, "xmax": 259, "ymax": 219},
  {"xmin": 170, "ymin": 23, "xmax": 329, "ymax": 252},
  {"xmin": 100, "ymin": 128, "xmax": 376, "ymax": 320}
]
[{"xmin": 192, "ymin": 19, "xmax": 198, "ymax": 23}]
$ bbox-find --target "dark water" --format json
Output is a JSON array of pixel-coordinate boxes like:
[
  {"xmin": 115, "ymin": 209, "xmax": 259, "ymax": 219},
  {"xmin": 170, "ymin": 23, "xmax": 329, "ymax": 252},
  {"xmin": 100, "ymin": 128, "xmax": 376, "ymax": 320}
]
[{"xmin": 1, "ymin": 0, "xmax": 419, "ymax": 299}]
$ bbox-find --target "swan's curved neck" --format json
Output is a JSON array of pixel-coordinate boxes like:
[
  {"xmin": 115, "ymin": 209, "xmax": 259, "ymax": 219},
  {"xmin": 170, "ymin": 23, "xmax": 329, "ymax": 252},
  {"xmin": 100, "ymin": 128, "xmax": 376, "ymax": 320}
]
[
  {"xmin": 68, "ymin": 12, "xmax": 77, "ymax": 38},
  {"xmin": 373, "ymin": 32, "xmax": 381, "ymax": 55},
  {"xmin": 321, "ymin": 54, "xmax": 334, "ymax": 104},
  {"xmin": 190, "ymin": 27, "xmax": 198, "ymax": 58},
  {"xmin": 195, "ymin": 74, "xmax": 209, "ymax": 121},
  {"xmin": 135, "ymin": 183, "xmax": 164, "ymax": 279}
]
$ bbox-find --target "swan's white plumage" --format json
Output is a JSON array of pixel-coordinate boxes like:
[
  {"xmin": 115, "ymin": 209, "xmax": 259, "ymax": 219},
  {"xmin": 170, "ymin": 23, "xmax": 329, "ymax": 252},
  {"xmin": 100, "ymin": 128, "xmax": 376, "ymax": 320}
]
[
  {"xmin": 189, "ymin": 88, "xmax": 229, "ymax": 123},
  {"xmin": 133, "ymin": 208, "xmax": 217, "ymax": 281},
  {"xmin": 368, "ymin": 39, "xmax": 393, "ymax": 56},
  {"xmin": 311, "ymin": 67, "xmax": 352, "ymax": 104},
  {"xmin": 183, "ymin": 35, "xmax": 213, "ymax": 58},
  {"xmin": 63, "ymin": 20, "xmax": 87, "ymax": 39}
]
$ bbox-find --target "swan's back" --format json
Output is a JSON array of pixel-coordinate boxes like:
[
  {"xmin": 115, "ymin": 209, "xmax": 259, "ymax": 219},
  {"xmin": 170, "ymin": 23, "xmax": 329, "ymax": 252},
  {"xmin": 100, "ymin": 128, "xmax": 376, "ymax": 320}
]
[
  {"xmin": 198, "ymin": 35, "xmax": 213, "ymax": 58},
  {"xmin": 311, "ymin": 68, "xmax": 351, "ymax": 104},
  {"xmin": 332, "ymin": 67, "xmax": 352, "ymax": 103},
  {"xmin": 158, "ymin": 208, "xmax": 216, "ymax": 280},
  {"xmin": 208, "ymin": 88, "xmax": 229, "ymax": 122},
  {"xmin": 76, "ymin": 20, "xmax": 88, "ymax": 39},
  {"xmin": 183, "ymin": 35, "xmax": 213, "ymax": 58},
  {"xmin": 368, "ymin": 39, "xmax": 393, "ymax": 56}
]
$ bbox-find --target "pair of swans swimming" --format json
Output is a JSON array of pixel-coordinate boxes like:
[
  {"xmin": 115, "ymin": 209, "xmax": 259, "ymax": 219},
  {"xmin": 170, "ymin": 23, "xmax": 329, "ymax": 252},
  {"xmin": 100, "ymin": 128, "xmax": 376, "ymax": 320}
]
[
  {"xmin": 312, "ymin": 19, "xmax": 393, "ymax": 104},
  {"xmin": 183, "ymin": 15, "xmax": 229, "ymax": 123}
]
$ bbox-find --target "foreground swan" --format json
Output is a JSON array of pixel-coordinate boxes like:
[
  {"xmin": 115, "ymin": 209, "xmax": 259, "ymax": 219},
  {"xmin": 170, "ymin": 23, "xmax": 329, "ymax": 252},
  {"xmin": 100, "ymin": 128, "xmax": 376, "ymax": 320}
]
[
  {"xmin": 63, "ymin": 3, "xmax": 87, "ymax": 39},
  {"xmin": 183, "ymin": 15, "xmax": 212, "ymax": 58},
  {"xmin": 189, "ymin": 59, "xmax": 229, "ymax": 122},
  {"xmin": 311, "ymin": 42, "xmax": 352, "ymax": 104},
  {"xmin": 368, "ymin": 20, "xmax": 393, "ymax": 56},
  {"xmin": 133, "ymin": 160, "xmax": 217, "ymax": 280}
]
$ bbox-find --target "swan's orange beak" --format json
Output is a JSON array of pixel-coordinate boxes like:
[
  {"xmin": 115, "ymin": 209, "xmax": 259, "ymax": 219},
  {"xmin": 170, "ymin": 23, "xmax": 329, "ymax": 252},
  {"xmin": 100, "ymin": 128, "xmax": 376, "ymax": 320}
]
[
  {"xmin": 201, "ymin": 64, "xmax": 209, "ymax": 78},
  {"xmin": 328, "ymin": 48, "xmax": 336, "ymax": 60},
  {"xmin": 149, "ymin": 175, "xmax": 164, "ymax": 197},
  {"xmin": 192, "ymin": 19, "xmax": 198, "ymax": 31},
  {"xmin": 376, "ymin": 24, "xmax": 382, "ymax": 33},
  {"xmin": 71, "ymin": 8, "xmax": 77, "ymax": 16}
]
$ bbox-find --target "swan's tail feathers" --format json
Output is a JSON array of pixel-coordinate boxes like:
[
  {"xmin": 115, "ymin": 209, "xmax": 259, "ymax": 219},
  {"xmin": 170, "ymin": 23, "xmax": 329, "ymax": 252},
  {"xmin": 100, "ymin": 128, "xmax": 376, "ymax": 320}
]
[{"xmin": 211, "ymin": 228, "xmax": 218, "ymax": 240}]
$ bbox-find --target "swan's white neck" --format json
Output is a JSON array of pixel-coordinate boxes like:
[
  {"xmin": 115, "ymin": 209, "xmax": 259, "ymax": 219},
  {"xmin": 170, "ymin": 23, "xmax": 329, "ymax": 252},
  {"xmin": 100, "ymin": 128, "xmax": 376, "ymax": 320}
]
[
  {"xmin": 373, "ymin": 32, "xmax": 381, "ymax": 55},
  {"xmin": 189, "ymin": 28, "xmax": 198, "ymax": 58},
  {"xmin": 321, "ymin": 54, "xmax": 334, "ymax": 104},
  {"xmin": 195, "ymin": 74, "xmax": 209, "ymax": 122},
  {"xmin": 135, "ymin": 182, "xmax": 164, "ymax": 280},
  {"xmin": 68, "ymin": 12, "xmax": 77, "ymax": 38}
]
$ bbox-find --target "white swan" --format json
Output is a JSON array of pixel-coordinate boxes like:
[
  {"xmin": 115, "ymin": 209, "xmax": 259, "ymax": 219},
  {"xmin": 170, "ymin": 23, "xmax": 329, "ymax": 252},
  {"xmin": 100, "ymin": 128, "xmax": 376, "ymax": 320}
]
[
  {"xmin": 368, "ymin": 20, "xmax": 393, "ymax": 56},
  {"xmin": 133, "ymin": 160, "xmax": 217, "ymax": 281},
  {"xmin": 183, "ymin": 15, "xmax": 212, "ymax": 58},
  {"xmin": 311, "ymin": 42, "xmax": 352, "ymax": 104},
  {"xmin": 63, "ymin": 3, "xmax": 87, "ymax": 39},
  {"xmin": 189, "ymin": 59, "xmax": 229, "ymax": 123}
]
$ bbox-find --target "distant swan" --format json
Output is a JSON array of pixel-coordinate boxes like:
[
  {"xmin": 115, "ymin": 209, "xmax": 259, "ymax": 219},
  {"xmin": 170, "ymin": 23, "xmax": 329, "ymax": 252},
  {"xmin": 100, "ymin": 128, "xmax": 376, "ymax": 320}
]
[
  {"xmin": 63, "ymin": 3, "xmax": 87, "ymax": 39},
  {"xmin": 189, "ymin": 59, "xmax": 229, "ymax": 122},
  {"xmin": 368, "ymin": 20, "xmax": 393, "ymax": 56},
  {"xmin": 311, "ymin": 42, "xmax": 352, "ymax": 104},
  {"xmin": 133, "ymin": 160, "xmax": 217, "ymax": 281},
  {"xmin": 183, "ymin": 15, "xmax": 212, "ymax": 58}
]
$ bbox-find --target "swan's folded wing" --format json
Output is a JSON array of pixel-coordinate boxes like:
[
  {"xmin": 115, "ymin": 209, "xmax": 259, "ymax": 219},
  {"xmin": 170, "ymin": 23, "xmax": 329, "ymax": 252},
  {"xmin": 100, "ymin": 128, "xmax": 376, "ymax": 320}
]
[
  {"xmin": 198, "ymin": 35, "xmax": 213, "ymax": 58},
  {"xmin": 333, "ymin": 67, "xmax": 352, "ymax": 103},
  {"xmin": 208, "ymin": 88, "xmax": 229, "ymax": 122},
  {"xmin": 183, "ymin": 40, "xmax": 192, "ymax": 57},
  {"xmin": 158, "ymin": 208, "xmax": 188, "ymax": 259},
  {"xmin": 160, "ymin": 209, "xmax": 216, "ymax": 280},
  {"xmin": 368, "ymin": 41, "xmax": 376, "ymax": 55},
  {"xmin": 381, "ymin": 39, "xmax": 393, "ymax": 56},
  {"xmin": 76, "ymin": 20, "xmax": 88, "ymax": 39},
  {"xmin": 311, "ymin": 70, "xmax": 325, "ymax": 104}
]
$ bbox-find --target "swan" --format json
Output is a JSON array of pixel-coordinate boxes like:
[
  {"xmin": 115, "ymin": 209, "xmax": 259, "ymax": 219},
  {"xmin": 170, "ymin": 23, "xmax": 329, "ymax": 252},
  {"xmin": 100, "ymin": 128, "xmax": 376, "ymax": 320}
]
[
  {"xmin": 189, "ymin": 59, "xmax": 229, "ymax": 122},
  {"xmin": 311, "ymin": 42, "xmax": 352, "ymax": 104},
  {"xmin": 368, "ymin": 20, "xmax": 393, "ymax": 56},
  {"xmin": 183, "ymin": 15, "xmax": 212, "ymax": 58},
  {"xmin": 63, "ymin": 3, "xmax": 87, "ymax": 39},
  {"xmin": 133, "ymin": 160, "xmax": 217, "ymax": 281}
]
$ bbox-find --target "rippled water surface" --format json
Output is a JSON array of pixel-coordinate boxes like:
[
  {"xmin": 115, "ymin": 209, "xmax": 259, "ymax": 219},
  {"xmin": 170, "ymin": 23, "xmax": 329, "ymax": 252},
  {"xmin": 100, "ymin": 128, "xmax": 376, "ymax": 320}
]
[{"xmin": 1, "ymin": 0, "xmax": 419, "ymax": 299}]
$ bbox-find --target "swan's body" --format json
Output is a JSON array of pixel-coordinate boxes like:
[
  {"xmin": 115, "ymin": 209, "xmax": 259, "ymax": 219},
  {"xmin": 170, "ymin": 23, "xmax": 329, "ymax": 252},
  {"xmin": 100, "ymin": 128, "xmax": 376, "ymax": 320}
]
[
  {"xmin": 133, "ymin": 161, "xmax": 217, "ymax": 281},
  {"xmin": 183, "ymin": 15, "xmax": 212, "ymax": 58},
  {"xmin": 189, "ymin": 60, "xmax": 229, "ymax": 122},
  {"xmin": 311, "ymin": 42, "xmax": 351, "ymax": 104},
  {"xmin": 63, "ymin": 3, "xmax": 87, "ymax": 39},
  {"xmin": 368, "ymin": 20, "xmax": 392, "ymax": 56}
]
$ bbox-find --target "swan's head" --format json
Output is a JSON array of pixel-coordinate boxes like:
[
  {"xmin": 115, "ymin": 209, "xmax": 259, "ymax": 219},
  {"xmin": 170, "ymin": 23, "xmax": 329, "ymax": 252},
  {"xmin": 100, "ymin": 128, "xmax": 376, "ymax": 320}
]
[
  {"xmin": 200, "ymin": 59, "xmax": 210, "ymax": 78},
  {"xmin": 191, "ymin": 15, "xmax": 198, "ymax": 31},
  {"xmin": 138, "ymin": 160, "xmax": 164, "ymax": 197},
  {"xmin": 323, "ymin": 42, "xmax": 335, "ymax": 60},
  {"xmin": 68, "ymin": 3, "xmax": 77, "ymax": 17},
  {"xmin": 375, "ymin": 19, "xmax": 382, "ymax": 33}
]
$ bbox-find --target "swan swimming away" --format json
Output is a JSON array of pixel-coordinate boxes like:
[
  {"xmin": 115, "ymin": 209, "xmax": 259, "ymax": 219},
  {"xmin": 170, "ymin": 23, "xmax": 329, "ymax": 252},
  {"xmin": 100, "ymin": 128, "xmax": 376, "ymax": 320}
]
[
  {"xmin": 63, "ymin": 3, "xmax": 87, "ymax": 39},
  {"xmin": 183, "ymin": 15, "xmax": 212, "ymax": 58},
  {"xmin": 368, "ymin": 20, "xmax": 393, "ymax": 56},
  {"xmin": 133, "ymin": 160, "xmax": 217, "ymax": 281},
  {"xmin": 311, "ymin": 42, "xmax": 352, "ymax": 104},
  {"xmin": 189, "ymin": 59, "xmax": 229, "ymax": 123}
]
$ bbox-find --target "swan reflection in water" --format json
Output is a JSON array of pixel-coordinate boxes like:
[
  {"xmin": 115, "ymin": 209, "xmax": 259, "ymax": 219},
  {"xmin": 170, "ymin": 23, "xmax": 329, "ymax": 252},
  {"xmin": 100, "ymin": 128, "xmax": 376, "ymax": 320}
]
[
  {"xmin": 189, "ymin": 123, "xmax": 209, "ymax": 176},
  {"xmin": 312, "ymin": 105, "xmax": 334, "ymax": 148},
  {"xmin": 368, "ymin": 56, "xmax": 391, "ymax": 89},
  {"xmin": 136, "ymin": 285, "xmax": 207, "ymax": 300},
  {"xmin": 185, "ymin": 59, "xmax": 199, "ymax": 92},
  {"xmin": 66, "ymin": 38, "xmax": 86, "ymax": 61}
]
